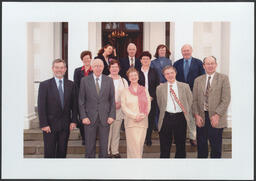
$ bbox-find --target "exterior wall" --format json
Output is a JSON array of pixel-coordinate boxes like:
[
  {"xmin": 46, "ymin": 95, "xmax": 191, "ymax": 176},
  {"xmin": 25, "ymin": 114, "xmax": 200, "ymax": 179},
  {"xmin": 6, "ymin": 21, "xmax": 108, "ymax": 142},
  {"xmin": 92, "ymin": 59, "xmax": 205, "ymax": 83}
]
[
  {"xmin": 26, "ymin": 22, "xmax": 62, "ymax": 129},
  {"xmin": 28, "ymin": 21, "xmax": 232, "ymax": 128}
]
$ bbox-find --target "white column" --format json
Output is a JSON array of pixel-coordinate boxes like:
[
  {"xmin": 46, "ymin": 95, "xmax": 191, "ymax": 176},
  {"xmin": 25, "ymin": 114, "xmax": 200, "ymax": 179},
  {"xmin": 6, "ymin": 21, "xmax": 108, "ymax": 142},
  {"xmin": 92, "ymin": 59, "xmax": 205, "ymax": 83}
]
[
  {"xmin": 174, "ymin": 21, "xmax": 193, "ymax": 62},
  {"xmin": 143, "ymin": 22, "xmax": 165, "ymax": 58},
  {"xmin": 68, "ymin": 21, "xmax": 89, "ymax": 80},
  {"xmin": 169, "ymin": 22, "xmax": 175, "ymax": 63},
  {"xmin": 25, "ymin": 23, "xmax": 37, "ymax": 129},
  {"xmin": 53, "ymin": 22, "xmax": 62, "ymax": 59},
  {"xmin": 88, "ymin": 22, "xmax": 102, "ymax": 59}
]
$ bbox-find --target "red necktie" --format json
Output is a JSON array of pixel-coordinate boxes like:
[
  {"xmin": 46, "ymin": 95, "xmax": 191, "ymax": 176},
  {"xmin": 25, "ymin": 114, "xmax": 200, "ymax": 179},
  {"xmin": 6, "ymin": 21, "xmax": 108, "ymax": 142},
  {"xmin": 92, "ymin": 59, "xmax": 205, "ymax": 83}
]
[{"xmin": 170, "ymin": 85, "xmax": 186, "ymax": 114}]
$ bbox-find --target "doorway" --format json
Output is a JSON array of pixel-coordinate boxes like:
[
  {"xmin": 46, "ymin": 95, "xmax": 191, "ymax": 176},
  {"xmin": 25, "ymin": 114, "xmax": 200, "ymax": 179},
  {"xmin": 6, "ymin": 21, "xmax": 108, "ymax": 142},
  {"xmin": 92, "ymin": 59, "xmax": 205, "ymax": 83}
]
[{"xmin": 102, "ymin": 22, "xmax": 143, "ymax": 60}]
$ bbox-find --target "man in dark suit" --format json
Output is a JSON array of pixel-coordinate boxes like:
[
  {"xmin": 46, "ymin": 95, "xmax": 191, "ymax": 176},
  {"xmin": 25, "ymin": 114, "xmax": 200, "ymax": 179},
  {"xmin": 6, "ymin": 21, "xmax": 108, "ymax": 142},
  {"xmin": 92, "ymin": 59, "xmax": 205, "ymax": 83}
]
[
  {"xmin": 138, "ymin": 51, "xmax": 160, "ymax": 146},
  {"xmin": 173, "ymin": 44, "xmax": 205, "ymax": 146},
  {"xmin": 119, "ymin": 43, "xmax": 142, "ymax": 82},
  {"xmin": 38, "ymin": 58, "xmax": 77, "ymax": 158},
  {"xmin": 192, "ymin": 56, "xmax": 231, "ymax": 158},
  {"xmin": 79, "ymin": 58, "xmax": 116, "ymax": 158}
]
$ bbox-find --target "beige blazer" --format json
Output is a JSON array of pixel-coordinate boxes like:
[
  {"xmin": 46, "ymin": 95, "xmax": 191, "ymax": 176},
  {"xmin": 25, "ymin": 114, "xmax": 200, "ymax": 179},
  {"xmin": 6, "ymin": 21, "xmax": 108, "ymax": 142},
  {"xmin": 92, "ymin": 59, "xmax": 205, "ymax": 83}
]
[
  {"xmin": 156, "ymin": 81, "xmax": 194, "ymax": 132},
  {"xmin": 110, "ymin": 76, "xmax": 129, "ymax": 120},
  {"xmin": 192, "ymin": 72, "xmax": 231, "ymax": 128},
  {"xmin": 121, "ymin": 87, "xmax": 151, "ymax": 129}
]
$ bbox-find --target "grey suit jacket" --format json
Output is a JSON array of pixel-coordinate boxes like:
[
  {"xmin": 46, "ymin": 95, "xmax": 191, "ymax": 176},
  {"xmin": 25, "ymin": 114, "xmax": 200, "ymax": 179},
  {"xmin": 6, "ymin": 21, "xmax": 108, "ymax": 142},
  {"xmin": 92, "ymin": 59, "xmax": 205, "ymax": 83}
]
[
  {"xmin": 79, "ymin": 74, "xmax": 116, "ymax": 127},
  {"xmin": 192, "ymin": 72, "xmax": 231, "ymax": 128},
  {"xmin": 156, "ymin": 81, "xmax": 194, "ymax": 132}
]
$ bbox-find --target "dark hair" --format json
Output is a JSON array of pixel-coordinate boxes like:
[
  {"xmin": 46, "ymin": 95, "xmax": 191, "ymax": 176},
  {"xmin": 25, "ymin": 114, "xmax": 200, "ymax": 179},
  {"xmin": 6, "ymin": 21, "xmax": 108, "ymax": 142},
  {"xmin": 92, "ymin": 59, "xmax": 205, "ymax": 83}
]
[
  {"xmin": 203, "ymin": 56, "xmax": 217, "ymax": 64},
  {"xmin": 162, "ymin": 65, "xmax": 177, "ymax": 75},
  {"xmin": 80, "ymin": 50, "xmax": 92, "ymax": 60},
  {"xmin": 126, "ymin": 67, "xmax": 139, "ymax": 78},
  {"xmin": 97, "ymin": 44, "xmax": 114, "ymax": 56},
  {"xmin": 139, "ymin": 51, "xmax": 152, "ymax": 60},
  {"xmin": 109, "ymin": 59, "xmax": 120, "ymax": 69},
  {"xmin": 154, "ymin": 44, "xmax": 171, "ymax": 58},
  {"xmin": 52, "ymin": 58, "xmax": 66, "ymax": 67}
]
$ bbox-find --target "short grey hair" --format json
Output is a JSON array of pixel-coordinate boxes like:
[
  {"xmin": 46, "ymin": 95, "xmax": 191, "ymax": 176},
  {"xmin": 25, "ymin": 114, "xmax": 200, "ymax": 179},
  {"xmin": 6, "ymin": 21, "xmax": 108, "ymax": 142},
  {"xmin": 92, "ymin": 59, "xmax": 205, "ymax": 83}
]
[
  {"xmin": 162, "ymin": 65, "xmax": 177, "ymax": 75},
  {"xmin": 91, "ymin": 58, "xmax": 104, "ymax": 66},
  {"xmin": 203, "ymin": 56, "xmax": 217, "ymax": 64},
  {"xmin": 52, "ymin": 58, "xmax": 66, "ymax": 67}
]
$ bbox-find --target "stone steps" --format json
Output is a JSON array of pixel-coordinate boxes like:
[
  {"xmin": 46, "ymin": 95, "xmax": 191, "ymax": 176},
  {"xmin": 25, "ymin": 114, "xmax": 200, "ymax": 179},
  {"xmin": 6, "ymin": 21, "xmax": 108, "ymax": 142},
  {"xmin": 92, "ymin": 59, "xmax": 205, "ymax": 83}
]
[
  {"xmin": 24, "ymin": 128, "xmax": 232, "ymax": 140},
  {"xmin": 24, "ymin": 151, "xmax": 232, "ymax": 158},
  {"xmin": 24, "ymin": 128, "xmax": 232, "ymax": 158}
]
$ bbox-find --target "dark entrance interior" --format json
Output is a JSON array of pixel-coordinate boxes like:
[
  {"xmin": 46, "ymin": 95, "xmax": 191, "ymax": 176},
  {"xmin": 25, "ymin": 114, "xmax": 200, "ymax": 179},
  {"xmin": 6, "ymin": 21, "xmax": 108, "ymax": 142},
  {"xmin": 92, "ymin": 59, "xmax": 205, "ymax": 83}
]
[{"xmin": 102, "ymin": 22, "xmax": 143, "ymax": 60}]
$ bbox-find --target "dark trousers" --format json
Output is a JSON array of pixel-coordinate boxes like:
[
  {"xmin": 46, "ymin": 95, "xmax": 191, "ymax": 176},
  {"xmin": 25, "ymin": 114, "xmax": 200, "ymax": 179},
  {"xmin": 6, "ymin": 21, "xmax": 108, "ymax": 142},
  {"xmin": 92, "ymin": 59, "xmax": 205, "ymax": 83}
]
[
  {"xmin": 77, "ymin": 120, "xmax": 85, "ymax": 143},
  {"xmin": 146, "ymin": 100, "xmax": 157, "ymax": 142},
  {"xmin": 197, "ymin": 111, "xmax": 224, "ymax": 158},
  {"xmin": 159, "ymin": 112, "xmax": 187, "ymax": 158},
  {"xmin": 43, "ymin": 129, "xmax": 70, "ymax": 158},
  {"xmin": 84, "ymin": 117, "xmax": 110, "ymax": 158}
]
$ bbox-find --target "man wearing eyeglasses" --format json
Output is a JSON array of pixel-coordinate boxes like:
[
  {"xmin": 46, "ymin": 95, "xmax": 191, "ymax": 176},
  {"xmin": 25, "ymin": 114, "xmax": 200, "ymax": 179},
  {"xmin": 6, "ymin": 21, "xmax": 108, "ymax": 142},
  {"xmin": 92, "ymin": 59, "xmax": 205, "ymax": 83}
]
[{"xmin": 192, "ymin": 56, "xmax": 231, "ymax": 158}]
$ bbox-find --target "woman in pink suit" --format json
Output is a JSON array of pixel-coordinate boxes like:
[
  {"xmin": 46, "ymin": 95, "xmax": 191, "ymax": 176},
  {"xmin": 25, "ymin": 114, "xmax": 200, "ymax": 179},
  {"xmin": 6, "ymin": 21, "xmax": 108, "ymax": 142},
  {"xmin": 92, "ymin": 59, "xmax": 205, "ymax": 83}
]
[{"xmin": 121, "ymin": 67, "xmax": 151, "ymax": 158}]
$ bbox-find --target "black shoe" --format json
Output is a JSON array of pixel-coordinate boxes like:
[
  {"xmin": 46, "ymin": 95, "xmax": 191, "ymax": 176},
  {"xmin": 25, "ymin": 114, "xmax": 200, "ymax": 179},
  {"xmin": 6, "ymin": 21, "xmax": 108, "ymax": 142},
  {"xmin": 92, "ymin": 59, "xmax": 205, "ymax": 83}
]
[
  {"xmin": 112, "ymin": 153, "xmax": 121, "ymax": 158},
  {"xmin": 145, "ymin": 140, "xmax": 152, "ymax": 146},
  {"xmin": 189, "ymin": 139, "xmax": 197, "ymax": 147},
  {"xmin": 107, "ymin": 154, "xmax": 113, "ymax": 158}
]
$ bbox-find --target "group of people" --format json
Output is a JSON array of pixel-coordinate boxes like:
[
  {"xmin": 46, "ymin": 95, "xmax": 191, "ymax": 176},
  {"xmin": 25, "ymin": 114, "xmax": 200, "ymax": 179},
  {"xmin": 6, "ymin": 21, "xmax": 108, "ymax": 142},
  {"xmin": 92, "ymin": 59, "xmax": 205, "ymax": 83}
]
[{"xmin": 38, "ymin": 42, "xmax": 231, "ymax": 159}]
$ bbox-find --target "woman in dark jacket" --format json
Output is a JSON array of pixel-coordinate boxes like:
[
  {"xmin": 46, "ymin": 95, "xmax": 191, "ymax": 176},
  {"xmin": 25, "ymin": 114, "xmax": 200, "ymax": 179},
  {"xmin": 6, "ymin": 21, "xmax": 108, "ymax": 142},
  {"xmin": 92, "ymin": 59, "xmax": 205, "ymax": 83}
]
[
  {"xmin": 95, "ymin": 44, "xmax": 117, "ymax": 75},
  {"xmin": 73, "ymin": 50, "xmax": 93, "ymax": 145},
  {"xmin": 138, "ymin": 51, "xmax": 160, "ymax": 146}
]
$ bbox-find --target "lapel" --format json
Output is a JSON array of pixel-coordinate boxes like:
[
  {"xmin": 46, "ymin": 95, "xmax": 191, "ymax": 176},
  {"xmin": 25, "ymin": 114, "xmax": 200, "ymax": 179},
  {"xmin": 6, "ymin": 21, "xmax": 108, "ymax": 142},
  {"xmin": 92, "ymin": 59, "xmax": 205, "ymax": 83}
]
[
  {"xmin": 99, "ymin": 75, "xmax": 106, "ymax": 97},
  {"xmin": 125, "ymin": 57, "xmax": 130, "ymax": 69},
  {"xmin": 177, "ymin": 60, "xmax": 185, "ymax": 81},
  {"xmin": 209, "ymin": 72, "xmax": 218, "ymax": 93},
  {"xmin": 200, "ymin": 74, "xmax": 207, "ymax": 94},
  {"xmin": 63, "ymin": 79, "xmax": 70, "ymax": 109},
  {"xmin": 162, "ymin": 82, "xmax": 168, "ymax": 109},
  {"xmin": 51, "ymin": 78, "xmax": 63, "ymax": 109},
  {"xmin": 187, "ymin": 58, "xmax": 195, "ymax": 77},
  {"xmin": 89, "ymin": 74, "xmax": 99, "ymax": 97}
]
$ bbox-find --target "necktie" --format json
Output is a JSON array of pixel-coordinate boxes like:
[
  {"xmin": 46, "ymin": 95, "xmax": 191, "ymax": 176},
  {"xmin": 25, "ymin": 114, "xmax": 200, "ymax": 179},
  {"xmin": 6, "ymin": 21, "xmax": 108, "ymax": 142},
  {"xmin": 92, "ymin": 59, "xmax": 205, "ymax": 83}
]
[
  {"xmin": 131, "ymin": 57, "xmax": 134, "ymax": 67},
  {"xmin": 95, "ymin": 77, "xmax": 100, "ymax": 95},
  {"xmin": 170, "ymin": 85, "xmax": 186, "ymax": 114},
  {"xmin": 184, "ymin": 60, "xmax": 189, "ymax": 82},
  {"xmin": 58, "ymin": 80, "xmax": 64, "ymax": 109},
  {"xmin": 169, "ymin": 85, "xmax": 176, "ymax": 111},
  {"xmin": 205, "ymin": 76, "xmax": 211, "ymax": 110}
]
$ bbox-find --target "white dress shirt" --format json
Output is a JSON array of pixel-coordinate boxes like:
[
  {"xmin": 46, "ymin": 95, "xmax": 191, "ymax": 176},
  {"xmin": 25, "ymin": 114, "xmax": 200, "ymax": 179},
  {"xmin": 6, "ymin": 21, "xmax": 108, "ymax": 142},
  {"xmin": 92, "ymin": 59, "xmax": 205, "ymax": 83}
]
[
  {"xmin": 54, "ymin": 77, "xmax": 64, "ymax": 92},
  {"xmin": 129, "ymin": 56, "xmax": 135, "ymax": 66},
  {"xmin": 93, "ymin": 74, "xmax": 102, "ymax": 89},
  {"xmin": 166, "ymin": 81, "xmax": 182, "ymax": 113},
  {"xmin": 141, "ymin": 68, "xmax": 149, "ymax": 89}
]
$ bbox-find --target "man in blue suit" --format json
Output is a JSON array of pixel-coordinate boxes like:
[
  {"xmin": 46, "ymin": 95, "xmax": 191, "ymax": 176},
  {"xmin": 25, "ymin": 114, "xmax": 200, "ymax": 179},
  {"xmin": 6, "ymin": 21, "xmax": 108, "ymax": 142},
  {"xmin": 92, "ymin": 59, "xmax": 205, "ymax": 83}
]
[{"xmin": 173, "ymin": 44, "xmax": 205, "ymax": 146}]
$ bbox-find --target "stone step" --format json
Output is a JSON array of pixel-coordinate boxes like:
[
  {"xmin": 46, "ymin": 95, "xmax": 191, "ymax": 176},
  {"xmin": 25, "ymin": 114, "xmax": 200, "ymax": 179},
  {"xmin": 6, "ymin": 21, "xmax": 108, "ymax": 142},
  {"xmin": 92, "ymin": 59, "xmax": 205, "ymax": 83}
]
[
  {"xmin": 24, "ymin": 151, "xmax": 232, "ymax": 158},
  {"xmin": 24, "ymin": 138, "xmax": 231, "ymax": 155},
  {"xmin": 24, "ymin": 128, "xmax": 232, "ymax": 141}
]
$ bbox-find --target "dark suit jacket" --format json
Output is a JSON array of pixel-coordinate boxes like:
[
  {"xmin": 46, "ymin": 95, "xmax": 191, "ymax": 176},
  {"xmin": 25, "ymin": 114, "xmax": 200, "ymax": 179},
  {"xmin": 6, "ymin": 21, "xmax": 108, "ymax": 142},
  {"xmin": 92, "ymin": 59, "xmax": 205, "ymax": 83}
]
[
  {"xmin": 173, "ymin": 57, "xmax": 205, "ymax": 91},
  {"xmin": 119, "ymin": 56, "xmax": 142, "ymax": 81},
  {"xmin": 73, "ymin": 66, "xmax": 93, "ymax": 91},
  {"xmin": 37, "ymin": 78, "xmax": 78, "ymax": 132},
  {"xmin": 78, "ymin": 74, "xmax": 116, "ymax": 127},
  {"xmin": 138, "ymin": 67, "xmax": 160, "ymax": 101}
]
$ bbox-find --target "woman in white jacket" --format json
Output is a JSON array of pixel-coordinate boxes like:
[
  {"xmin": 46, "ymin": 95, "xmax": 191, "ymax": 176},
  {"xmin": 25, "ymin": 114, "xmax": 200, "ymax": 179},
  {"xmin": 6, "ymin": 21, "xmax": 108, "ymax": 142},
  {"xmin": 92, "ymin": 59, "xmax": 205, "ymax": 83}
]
[{"xmin": 107, "ymin": 59, "xmax": 128, "ymax": 158}]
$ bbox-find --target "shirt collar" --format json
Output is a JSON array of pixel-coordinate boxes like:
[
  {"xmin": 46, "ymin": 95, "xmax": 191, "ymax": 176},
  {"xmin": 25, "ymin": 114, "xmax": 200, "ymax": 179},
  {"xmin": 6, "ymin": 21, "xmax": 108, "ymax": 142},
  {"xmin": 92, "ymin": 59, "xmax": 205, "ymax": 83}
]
[
  {"xmin": 93, "ymin": 73, "xmax": 102, "ymax": 81},
  {"xmin": 206, "ymin": 72, "xmax": 215, "ymax": 79},
  {"xmin": 168, "ymin": 80, "xmax": 177, "ymax": 87},
  {"xmin": 54, "ymin": 77, "xmax": 64, "ymax": 82},
  {"xmin": 184, "ymin": 57, "xmax": 192, "ymax": 62}
]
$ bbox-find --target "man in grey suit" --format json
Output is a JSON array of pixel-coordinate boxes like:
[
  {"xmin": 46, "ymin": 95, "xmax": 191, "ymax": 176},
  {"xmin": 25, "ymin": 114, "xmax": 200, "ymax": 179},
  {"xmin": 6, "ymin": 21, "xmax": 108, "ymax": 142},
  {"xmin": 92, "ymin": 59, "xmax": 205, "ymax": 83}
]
[
  {"xmin": 79, "ymin": 58, "xmax": 116, "ymax": 158},
  {"xmin": 192, "ymin": 56, "xmax": 231, "ymax": 158},
  {"xmin": 156, "ymin": 65, "xmax": 194, "ymax": 158}
]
